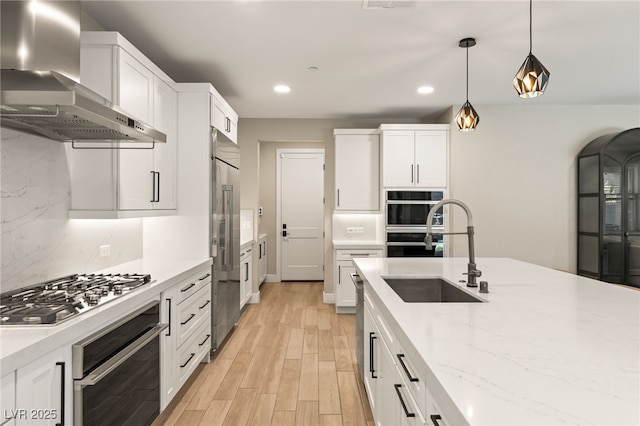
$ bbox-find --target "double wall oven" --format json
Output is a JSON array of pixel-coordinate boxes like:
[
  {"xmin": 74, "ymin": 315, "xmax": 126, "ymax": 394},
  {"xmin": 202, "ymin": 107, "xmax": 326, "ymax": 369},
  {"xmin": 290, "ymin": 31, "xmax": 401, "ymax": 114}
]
[{"xmin": 386, "ymin": 190, "xmax": 445, "ymax": 257}]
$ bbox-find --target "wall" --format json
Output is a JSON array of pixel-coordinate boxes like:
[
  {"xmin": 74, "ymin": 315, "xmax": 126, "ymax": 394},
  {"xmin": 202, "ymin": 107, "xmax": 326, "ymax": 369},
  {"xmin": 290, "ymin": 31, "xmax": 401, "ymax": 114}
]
[
  {"xmin": 239, "ymin": 118, "xmax": 420, "ymax": 296},
  {"xmin": 0, "ymin": 130, "xmax": 143, "ymax": 292},
  {"xmin": 447, "ymin": 105, "xmax": 640, "ymax": 273}
]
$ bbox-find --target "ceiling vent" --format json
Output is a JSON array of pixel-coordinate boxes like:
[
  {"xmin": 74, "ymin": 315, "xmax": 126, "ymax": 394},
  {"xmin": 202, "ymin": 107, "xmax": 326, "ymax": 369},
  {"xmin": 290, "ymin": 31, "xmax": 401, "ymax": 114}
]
[{"xmin": 362, "ymin": 0, "xmax": 415, "ymax": 10}]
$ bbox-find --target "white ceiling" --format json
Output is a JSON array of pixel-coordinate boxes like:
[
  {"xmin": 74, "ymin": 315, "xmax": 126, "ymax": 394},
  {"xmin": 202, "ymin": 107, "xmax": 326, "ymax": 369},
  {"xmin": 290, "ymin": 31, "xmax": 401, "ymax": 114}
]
[{"xmin": 82, "ymin": 0, "xmax": 640, "ymax": 120}]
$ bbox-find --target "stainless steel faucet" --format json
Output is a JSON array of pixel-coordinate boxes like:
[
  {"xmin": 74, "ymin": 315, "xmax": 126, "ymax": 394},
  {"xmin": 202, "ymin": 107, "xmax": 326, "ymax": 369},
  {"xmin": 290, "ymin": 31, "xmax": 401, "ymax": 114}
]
[{"xmin": 425, "ymin": 199, "xmax": 482, "ymax": 287}]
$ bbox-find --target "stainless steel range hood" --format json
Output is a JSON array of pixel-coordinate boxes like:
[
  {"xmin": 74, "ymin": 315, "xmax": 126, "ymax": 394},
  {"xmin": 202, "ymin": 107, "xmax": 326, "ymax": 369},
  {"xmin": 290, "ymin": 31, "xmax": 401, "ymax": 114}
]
[{"xmin": 0, "ymin": 1, "xmax": 166, "ymax": 144}]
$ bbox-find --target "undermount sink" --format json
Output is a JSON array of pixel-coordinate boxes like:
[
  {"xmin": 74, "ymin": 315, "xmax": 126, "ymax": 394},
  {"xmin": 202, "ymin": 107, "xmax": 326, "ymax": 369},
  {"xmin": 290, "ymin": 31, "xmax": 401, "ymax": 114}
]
[{"xmin": 382, "ymin": 277, "xmax": 483, "ymax": 303}]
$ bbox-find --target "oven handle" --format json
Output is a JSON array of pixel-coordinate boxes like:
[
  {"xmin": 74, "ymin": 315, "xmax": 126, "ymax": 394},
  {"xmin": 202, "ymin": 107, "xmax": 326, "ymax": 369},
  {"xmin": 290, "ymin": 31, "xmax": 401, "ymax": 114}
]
[
  {"xmin": 386, "ymin": 242, "xmax": 440, "ymax": 247},
  {"xmin": 74, "ymin": 322, "xmax": 168, "ymax": 387}
]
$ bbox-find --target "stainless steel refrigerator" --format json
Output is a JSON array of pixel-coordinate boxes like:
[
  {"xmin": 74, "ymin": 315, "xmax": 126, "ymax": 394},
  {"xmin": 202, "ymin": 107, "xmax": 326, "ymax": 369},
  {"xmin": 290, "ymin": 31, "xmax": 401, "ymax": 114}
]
[{"xmin": 210, "ymin": 128, "xmax": 241, "ymax": 352}]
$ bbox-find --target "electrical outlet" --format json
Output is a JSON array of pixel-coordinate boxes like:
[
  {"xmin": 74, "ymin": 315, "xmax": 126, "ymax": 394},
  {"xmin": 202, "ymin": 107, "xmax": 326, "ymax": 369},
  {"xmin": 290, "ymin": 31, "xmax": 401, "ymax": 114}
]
[
  {"xmin": 346, "ymin": 227, "xmax": 356, "ymax": 234},
  {"xmin": 99, "ymin": 245, "xmax": 111, "ymax": 257},
  {"xmin": 354, "ymin": 227, "xmax": 365, "ymax": 234}
]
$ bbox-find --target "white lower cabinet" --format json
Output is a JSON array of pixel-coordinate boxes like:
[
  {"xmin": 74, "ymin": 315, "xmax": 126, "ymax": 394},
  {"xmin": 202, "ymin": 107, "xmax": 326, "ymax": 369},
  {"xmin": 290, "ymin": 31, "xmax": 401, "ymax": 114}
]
[
  {"xmin": 160, "ymin": 267, "xmax": 212, "ymax": 411},
  {"xmin": 335, "ymin": 249, "xmax": 383, "ymax": 313},
  {"xmin": 364, "ymin": 284, "xmax": 449, "ymax": 426},
  {"xmin": 13, "ymin": 347, "xmax": 72, "ymax": 426},
  {"xmin": 240, "ymin": 243, "xmax": 253, "ymax": 308},
  {"xmin": 258, "ymin": 235, "xmax": 268, "ymax": 285}
]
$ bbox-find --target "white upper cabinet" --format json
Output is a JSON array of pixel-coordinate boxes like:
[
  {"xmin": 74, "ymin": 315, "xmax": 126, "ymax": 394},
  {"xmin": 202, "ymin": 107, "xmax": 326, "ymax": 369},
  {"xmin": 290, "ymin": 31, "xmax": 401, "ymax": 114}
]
[
  {"xmin": 334, "ymin": 129, "xmax": 380, "ymax": 211},
  {"xmin": 210, "ymin": 89, "xmax": 238, "ymax": 143},
  {"xmin": 70, "ymin": 32, "xmax": 177, "ymax": 218},
  {"xmin": 380, "ymin": 124, "xmax": 448, "ymax": 189}
]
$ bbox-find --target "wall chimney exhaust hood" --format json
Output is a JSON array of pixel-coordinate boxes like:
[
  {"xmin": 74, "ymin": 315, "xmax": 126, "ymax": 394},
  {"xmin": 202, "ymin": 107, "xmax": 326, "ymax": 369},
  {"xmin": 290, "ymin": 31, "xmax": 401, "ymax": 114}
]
[{"xmin": 0, "ymin": 0, "xmax": 166, "ymax": 144}]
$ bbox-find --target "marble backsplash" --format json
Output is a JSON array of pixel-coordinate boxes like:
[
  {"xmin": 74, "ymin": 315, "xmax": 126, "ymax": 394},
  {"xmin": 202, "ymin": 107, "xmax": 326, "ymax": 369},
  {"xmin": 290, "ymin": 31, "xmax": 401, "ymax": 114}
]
[{"xmin": 1, "ymin": 129, "xmax": 143, "ymax": 292}]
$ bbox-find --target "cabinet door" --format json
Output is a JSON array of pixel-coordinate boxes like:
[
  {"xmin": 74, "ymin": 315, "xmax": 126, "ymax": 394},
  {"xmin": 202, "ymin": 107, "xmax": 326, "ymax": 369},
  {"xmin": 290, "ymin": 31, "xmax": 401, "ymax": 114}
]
[
  {"xmin": 383, "ymin": 131, "xmax": 415, "ymax": 188},
  {"xmin": 160, "ymin": 286, "xmax": 178, "ymax": 411},
  {"xmin": 414, "ymin": 131, "xmax": 447, "ymax": 188},
  {"xmin": 376, "ymin": 336, "xmax": 399, "ymax": 426},
  {"xmin": 152, "ymin": 77, "xmax": 178, "ymax": 209},
  {"xmin": 259, "ymin": 239, "xmax": 267, "ymax": 283},
  {"xmin": 116, "ymin": 48, "xmax": 156, "ymax": 210},
  {"xmin": 15, "ymin": 347, "xmax": 71, "ymax": 426},
  {"xmin": 210, "ymin": 95, "xmax": 227, "ymax": 136},
  {"xmin": 335, "ymin": 133, "xmax": 380, "ymax": 210},
  {"xmin": 363, "ymin": 305, "xmax": 377, "ymax": 413},
  {"xmin": 336, "ymin": 261, "xmax": 356, "ymax": 307},
  {"xmin": 117, "ymin": 48, "xmax": 154, "ymax": 124}
]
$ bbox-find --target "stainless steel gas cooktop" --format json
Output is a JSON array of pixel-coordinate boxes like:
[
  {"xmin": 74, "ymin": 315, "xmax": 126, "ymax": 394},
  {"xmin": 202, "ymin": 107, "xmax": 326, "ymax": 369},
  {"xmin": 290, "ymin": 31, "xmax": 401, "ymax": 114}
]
[{"xmin": 0, "ymin": 273, "xmax": 151, "ymax": 326}]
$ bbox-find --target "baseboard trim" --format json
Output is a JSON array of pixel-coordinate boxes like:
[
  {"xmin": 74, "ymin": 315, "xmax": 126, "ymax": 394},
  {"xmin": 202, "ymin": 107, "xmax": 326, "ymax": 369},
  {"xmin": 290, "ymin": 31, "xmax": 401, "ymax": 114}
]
[
  {"xmin": 250, "ymin": 291, "xmax": 260, "ymax": 304},
  {"xmin": 265, "ymin": 274, "xmax": 278, "ymax": 283},
  {"xmin": 323, "ymin": 292, "xmax": 335, "ymax": 304}
]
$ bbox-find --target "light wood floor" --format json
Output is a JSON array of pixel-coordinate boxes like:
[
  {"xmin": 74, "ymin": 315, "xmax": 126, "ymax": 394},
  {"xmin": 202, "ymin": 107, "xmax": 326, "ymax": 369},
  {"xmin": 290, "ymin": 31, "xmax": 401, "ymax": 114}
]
[{"xmin": 153, "ymin": 282, "xmax": 374, "ymax": 426}]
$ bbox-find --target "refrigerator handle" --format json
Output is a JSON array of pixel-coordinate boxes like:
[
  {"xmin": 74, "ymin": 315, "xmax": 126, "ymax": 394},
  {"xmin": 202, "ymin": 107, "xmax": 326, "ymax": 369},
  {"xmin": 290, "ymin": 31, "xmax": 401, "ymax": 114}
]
[{"xmin": 222, "ymin": 185, "xmax": 233, "ymax": 271}]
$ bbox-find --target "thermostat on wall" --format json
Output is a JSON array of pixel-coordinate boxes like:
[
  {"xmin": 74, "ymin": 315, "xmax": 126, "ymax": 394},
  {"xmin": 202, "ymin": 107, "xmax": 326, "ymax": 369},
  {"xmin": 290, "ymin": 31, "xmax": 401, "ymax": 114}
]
[{"xmin": 258, "ymin": 207, "xmax": 263, "ymax": 216}]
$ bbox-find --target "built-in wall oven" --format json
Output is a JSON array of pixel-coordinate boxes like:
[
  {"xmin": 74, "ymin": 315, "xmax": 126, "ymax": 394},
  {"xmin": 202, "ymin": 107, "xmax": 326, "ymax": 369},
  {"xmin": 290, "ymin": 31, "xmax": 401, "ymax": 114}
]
[
  {"xmin": 72, "ymin": 301, "xmax": 168, "ymax": 426},
  {"xmin": 386, "ymin": 190, "xmax": 445, "ymax": 257}
]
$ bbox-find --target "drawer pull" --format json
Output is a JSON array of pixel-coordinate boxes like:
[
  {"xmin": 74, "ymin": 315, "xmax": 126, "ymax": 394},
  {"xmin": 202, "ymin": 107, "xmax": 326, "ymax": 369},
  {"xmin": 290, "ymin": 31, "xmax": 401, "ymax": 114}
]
[
  {"xmin": 181, "ymin": 282, "xmax": 196, "ymax": 293},
  {"xmin": 397, "ymin": 354, "xmax": 419, "ymax": 382},
  {"xmin": 369, "ymin": 333, "xmax": 377, "ymax": 379},
  {"xmin": 199, "ymin": 334, "xmax": 211, "ymax": 346},
  {"xmin": 394, "ymin": 384, "xmax": 415, "ymax": 418},
  {"xmin": 431, "ymin": 414, "xmax": 443, "ymax": 426},
  {"xmin": 180, "ymin": 353, "xmax": 195, "ymax": 368},
  {"xmin": 199, "ymin": 300, "xmax": 211, "ymax": 309},
  {"xmin": 181, "ymin": 314, "xmax": 196, "ymax": 325},
  {"xmin": 199, "ymin": 273, "xmax": 211, "ymax": 281}
]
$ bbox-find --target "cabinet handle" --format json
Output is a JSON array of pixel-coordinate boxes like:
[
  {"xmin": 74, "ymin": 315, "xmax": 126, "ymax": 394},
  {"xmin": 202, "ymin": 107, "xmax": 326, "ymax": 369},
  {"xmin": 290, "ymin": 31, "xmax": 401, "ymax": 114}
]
[
  {"xmin": 199, "ymin": 300, "xmax": 211, "ymax": 309},
  {"xmin": 181, "ymin": 282, "xmax": 196, "ymax": 293},
  {"xmin": 150, "ymin": 171, "xmax": 156, "ymax": 202},
  {"xmin": 431, "ymin": 414, "xmax": 443, "ymax": 426},
  {"xmin": 199, "ymin": 273, "xmax": 211, "ymax": 281},
  {"xmin": 56, "ymin": 362, "xmax": 65, "ymax": 426},
  {"xmin": 411, "ymin": 165, "xmax": 414, "ymax": 183},
  {"xmin": 369, "ymin": 332, "xmax": 377, "ymax": 379},
  {"xmin": 165, "ymin": 298, "xmax": 172, "ymax": 336},
  {"xmin": 416, "ymin": 164, "xmax": 420, "ymax": 183},
  {"xmin": 180, "ymin": 353, "xmax": 196, "ymax": 368},
  {"xmin": 199, "ymin": 334, "xmax": 211, "ymax": 346},
  {"xmin": 394, "ymin": 384, "xmax": 416, "ymax": 418},
  {"xmin": 397, "ymin": 354, "xmax": 419, "ymax": 382},
  {"xmin": 156, "ymin": 171, "xmax": 161, "ymax": 202},
  {"xmin": 337, "ymin": 189, "xmax": 340, "ymax": 206},
  {"xmin": 181, "ymin": 313, "xmax": 196, "ymax": 325},
  {"xmin": 338, "ymin": 265, "xmax": 341, "ymax": 284}
]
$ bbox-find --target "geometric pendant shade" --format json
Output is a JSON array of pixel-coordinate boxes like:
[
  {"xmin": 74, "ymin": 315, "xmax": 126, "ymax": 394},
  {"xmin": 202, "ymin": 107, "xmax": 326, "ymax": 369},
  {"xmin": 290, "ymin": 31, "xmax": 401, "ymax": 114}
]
[
  {"xmin": 513, "ymin": 0, "xmax": 550, "ymax": 97},
  {"xmin": 513, "ymin": 53, "xmax": 550, "ymax": 97},
  {"xmin": 455, "ymin": 101, "xmax": 480, "ymax": 131},
  {"xmin": 455, "ymin": 37, "xmax": 479, "ymax": 131}
]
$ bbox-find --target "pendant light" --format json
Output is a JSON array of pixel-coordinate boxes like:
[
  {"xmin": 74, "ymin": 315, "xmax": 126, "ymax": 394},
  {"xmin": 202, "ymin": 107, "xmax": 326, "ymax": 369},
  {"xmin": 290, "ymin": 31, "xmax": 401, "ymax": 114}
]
[
  {"xmin": 513, "ymin": 0, "xmax": 550, "ymax": 97},
  {"xmin": 455, "ymin": 37, "xmax": 479, "ymax": 131}
]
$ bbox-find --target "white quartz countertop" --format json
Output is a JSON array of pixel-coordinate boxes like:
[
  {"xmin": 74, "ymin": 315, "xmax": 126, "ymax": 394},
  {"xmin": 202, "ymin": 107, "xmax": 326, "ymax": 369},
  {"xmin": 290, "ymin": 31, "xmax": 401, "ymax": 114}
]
[
  {"xmin": 332, "ymin": 240, "xmax": 385, "ymax": 249},
  {"xmin": 0, "ymin": 257, "xmax": 212, "ymax": 375},
  {"xmin": 353, "ymin": 257, "xmax": 640, "ymax": 425}
]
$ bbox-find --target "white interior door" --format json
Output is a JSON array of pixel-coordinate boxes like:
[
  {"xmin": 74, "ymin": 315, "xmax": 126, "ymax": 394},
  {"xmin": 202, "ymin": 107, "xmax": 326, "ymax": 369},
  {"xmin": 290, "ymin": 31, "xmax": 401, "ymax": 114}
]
[{"xmin": 278, "ymin": 150, "xmax": 325, "ymax": 281}]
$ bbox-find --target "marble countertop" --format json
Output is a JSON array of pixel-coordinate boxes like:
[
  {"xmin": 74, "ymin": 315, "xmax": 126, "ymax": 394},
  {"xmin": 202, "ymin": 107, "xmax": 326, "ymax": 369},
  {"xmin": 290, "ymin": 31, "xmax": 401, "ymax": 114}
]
[
  {"xmin": 353, "ymin": 257, "xmax": 640, "ymax": 425},
  {"xmin": 0, "ymin": 257, "xmax": 212, "ymax": 375}
]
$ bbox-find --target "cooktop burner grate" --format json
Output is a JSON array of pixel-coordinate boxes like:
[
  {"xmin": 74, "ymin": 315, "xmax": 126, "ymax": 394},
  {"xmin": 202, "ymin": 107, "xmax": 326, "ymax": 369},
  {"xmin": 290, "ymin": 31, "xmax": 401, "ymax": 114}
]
[{"xmin": 0, "ymin": 273, "xmax": 151, "ymax": 325}]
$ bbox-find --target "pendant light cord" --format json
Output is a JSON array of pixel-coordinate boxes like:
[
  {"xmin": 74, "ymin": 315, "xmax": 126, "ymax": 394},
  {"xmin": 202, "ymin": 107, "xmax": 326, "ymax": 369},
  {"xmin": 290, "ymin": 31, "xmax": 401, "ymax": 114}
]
[
  {"xmin": 529, "ymin": 0, "xmax": 533, "ymax": 54},
  {"xmin": 466, "ymin": 44, "xmax": 469, "ymax": 102}
]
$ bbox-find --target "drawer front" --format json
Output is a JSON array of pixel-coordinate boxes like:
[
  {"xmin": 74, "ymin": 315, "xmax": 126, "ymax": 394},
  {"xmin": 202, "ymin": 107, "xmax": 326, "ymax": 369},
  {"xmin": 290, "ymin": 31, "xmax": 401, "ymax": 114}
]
[
  {"xmin": 177, "ymin": 285, "xmax": 211, "ymax": 347},
  {"xmin": 336, "ymin": 249, "xmax": 383, "ymax": 261},
  {"xmin": 365, "ymin": 291, "xmax": 397, "ymax": 353},
  {"xmin": 177, "ymin": 321, "xmax": 211, "ymax": 387},
  {"xmin": 177, "ymin": 269, "xmax": 211, "ymax": 304},
  {"xmin": 396, "ymin": 343, "xmax": 427, "ymax": 417}
]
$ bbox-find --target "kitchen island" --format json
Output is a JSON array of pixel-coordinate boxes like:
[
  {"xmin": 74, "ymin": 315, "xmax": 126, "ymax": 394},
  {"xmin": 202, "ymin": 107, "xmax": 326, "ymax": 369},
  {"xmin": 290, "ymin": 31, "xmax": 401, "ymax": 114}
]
[{"xmin": 354, "ymin": 257, "xmax": 640, "ymax": 425}]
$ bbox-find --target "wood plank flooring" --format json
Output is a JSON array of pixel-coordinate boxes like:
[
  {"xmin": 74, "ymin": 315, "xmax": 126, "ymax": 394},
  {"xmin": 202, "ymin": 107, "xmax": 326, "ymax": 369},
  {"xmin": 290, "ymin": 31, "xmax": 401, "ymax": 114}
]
[{"xmin": 153, "ymin": 282, "xmax": 374, "ymax": 426}]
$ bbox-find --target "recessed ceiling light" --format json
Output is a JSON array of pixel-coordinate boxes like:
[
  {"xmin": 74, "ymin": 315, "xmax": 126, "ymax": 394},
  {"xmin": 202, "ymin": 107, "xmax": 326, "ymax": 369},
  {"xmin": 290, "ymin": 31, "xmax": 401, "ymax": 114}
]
[
  {"xmin": 274, "ymin": 85, "xmax": 291, "ymax": 93},
  {"xmin": 417, "ymin": 86, "xmax": 434, "ymax": 94}
]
